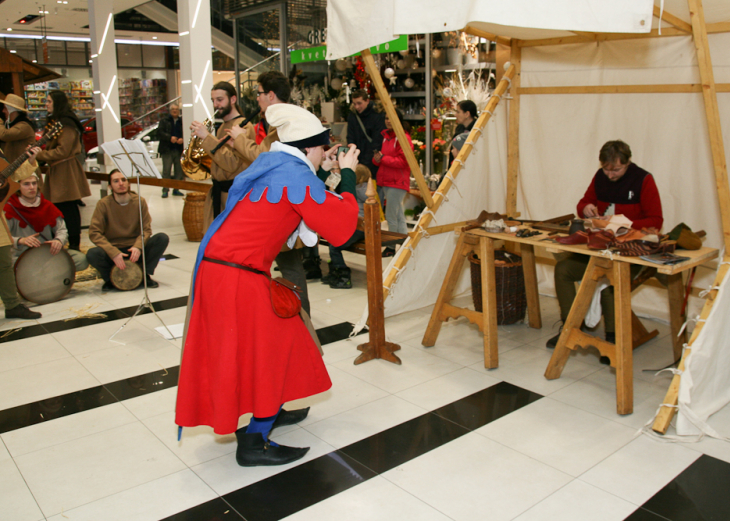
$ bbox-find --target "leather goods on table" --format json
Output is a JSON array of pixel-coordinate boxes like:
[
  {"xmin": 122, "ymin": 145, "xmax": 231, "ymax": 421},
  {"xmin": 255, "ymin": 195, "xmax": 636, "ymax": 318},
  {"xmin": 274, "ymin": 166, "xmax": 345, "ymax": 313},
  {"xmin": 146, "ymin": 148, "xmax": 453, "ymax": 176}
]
[
  {"xmin": 555, "ymin": 230, "xmax": 589, "ymax": 245},
  {"xmin": 588, "ymin": 230, "xmax": 615, "ymax": 250}
]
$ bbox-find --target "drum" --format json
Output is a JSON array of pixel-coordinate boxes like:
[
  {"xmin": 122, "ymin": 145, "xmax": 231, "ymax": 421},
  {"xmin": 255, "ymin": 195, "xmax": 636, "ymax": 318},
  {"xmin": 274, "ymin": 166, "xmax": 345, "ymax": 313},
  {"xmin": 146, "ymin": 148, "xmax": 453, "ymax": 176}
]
[
  {"xmin": 15, "ymin": 243, "xmax": 75, "ymax": 304},
  {"xmin": 110, "ymin": 260, "xmax": 143, "ymax": 290}
]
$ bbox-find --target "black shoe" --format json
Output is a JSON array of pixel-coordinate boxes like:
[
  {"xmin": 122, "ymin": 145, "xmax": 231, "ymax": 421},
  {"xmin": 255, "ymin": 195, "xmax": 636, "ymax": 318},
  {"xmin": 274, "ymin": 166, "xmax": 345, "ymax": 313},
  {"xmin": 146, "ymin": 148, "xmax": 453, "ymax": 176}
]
[
  {"xmin": 145, "ymin": 277, "xmax": 159, "ymax": 288},
  {"xmin": 235, "ymin": 431, "xmax": 309, "ymax": 467},
  {"xmin": 273, "ymin": 407, "xmax": 310, "ymax": 429},
  {"xmin": 382, "ymin": 247, "xmax": 396, "ymax": 258},
  {"xmin": 5, "ymin": 304, "xmax": 41, "ymax": 320},
  {"xmin": 329, "ymin": 267, "xmax": 352, "ymax": 289},
  {"xmin": 303, "ymin": 256, "xmax": 323, "ymax": 280},
  {"xmin": 600, "ymin": 332, "xmax": 615, "ymax": 365},
  {"xmin": 546, "ymin": 323, "xmax": 564, "ymax": 349},
  {"xmin": 102, "ymin": 280, "xmax": 115, "ymax": 292},
  {"xmin": 321, "ymin": 267, "xmax": 341, "ymax": 285},
  {"xmin": 172, "ymin": 189, "xmax": 184, "ymax": 196},
  {"xmin": 161, "ymin": 190, "xmax": 169, "ymax": 199}
]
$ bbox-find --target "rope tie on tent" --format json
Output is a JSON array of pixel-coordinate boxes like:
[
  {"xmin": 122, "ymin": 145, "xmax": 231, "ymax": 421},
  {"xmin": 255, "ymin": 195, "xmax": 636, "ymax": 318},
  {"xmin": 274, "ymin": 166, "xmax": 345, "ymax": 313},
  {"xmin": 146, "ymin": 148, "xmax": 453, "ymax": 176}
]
[
  {"xmin": 444, "ymin": 173, "xmax": 463, "ymax": 197},
  {"xmin": 471, "ymin": 127, "xmax": 483, "ymax": 136},
  {"xmin": 503, "ymin": 77, "xmax": 512, "ymax": 88},
  {"xmin": 419, "ymin": 225, "xmax": 431, "ymax": 239},
  {"xmin": 698, "ymin": 285, "xmax": 720, "ymax": 298},
  {"xmin": 485, "ymin": 110, "xmax": 494, "ymax": 118},
  {"xmin": 405, "ymin": 244, "xmax": 416, "ymax": 268},
  {"xmin": 677, "ymin": 316, "xmax": 705, "ymax": 338},
  {"xmin": 421, "ymin": 208, "xmax": 438, "ymax": 224},
  {"xmin": 452, "ymin": 158, "xmax": 464, "ymax": 167}
]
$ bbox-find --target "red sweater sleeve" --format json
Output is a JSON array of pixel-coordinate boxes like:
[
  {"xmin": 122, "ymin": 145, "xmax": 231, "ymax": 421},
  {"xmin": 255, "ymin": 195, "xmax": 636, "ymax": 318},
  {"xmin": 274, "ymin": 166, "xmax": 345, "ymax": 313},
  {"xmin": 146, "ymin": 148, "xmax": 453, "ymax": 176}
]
[
  {"xmin": 630, "ymin": 174, "xmax": 663, "ymax": 230},
  {"xmin": 577, "ymin": 175, "xmax": 599, "ymax": 218}
]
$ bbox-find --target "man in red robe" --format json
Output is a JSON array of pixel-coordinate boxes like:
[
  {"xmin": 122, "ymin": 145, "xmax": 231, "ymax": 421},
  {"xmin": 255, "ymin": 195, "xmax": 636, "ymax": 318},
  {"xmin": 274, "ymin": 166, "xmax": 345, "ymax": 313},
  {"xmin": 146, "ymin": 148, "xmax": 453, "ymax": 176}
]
[{"xmin": 176, "ymin": 103, "xmax": 360, "ymax": 467}]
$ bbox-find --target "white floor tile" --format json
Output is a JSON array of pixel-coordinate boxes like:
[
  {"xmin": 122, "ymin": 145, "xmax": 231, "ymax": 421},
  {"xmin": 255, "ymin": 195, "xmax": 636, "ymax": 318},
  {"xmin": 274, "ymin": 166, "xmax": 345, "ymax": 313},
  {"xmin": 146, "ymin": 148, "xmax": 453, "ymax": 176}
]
[
  {"xmin": 580, "ymin": 434, "xmax": 701, "ymax": 505},
  {"xmin": 2, "ymin": 403, "xmax": 137, "ymax": 458},
  {"xmin": 121, "ymin": 386, "xmax": 178, "ymax": 421},
  {"xmin": 332, "ymin": 343, "xmax": 463, "ymax": 394},
  {"xmin": 0, "ymin": 459, "xmax": 45, "ymax": 521},
  {"xmin": 0, "ymin": 335, "xmax": 71, "ymax": 373},
  {"xmin": 383, "ymin": 432, "xmax": 572, "ymax": 521},
  {"xmin": 471, "ymin": 344, "xmax": 602, "ymax": 396},
  {"xmin": 284, "ymin": 366, "xmax": 390, "ymax": 427},
  {"xmin": 396, "ymin": 366, "xmax": 502, "ymax": 411},
  {"xmin": 304, "ymin": 395, "xmax": 427, "ymax": 449},
  {"xmin": 321, "ymin": 334, "xmax": 369, "ymax": 366},
  {"xmin": 192, "ymin": 428, "xmax": 336, "ymax": 495},
  {"xmin": 143, "ymin": 411, "xmax": 237, "ymax": 467},
  {"xmin": 513, "ymin": 479, "xmax": 638, "ymax": 521},
  {"xmin": 52, "ymin": 319, "xmax": 160, "ymax": 356},
  {"xmin": 476, "ymin": 397, "xmax": 637, "ymax": 476},
  {"xmin": 0, "ymin": 357, "xmax": 101, "ymax": 411},
  {"xmin": 283, "ymin": 475, "xmax": 452, "ymax": 521},
  {"xmin": 14, "ymin": 421, "xmax": 186, "ymax": 517},
  {"xmin": 76, "ymin": 336, "xmax": 181, "ymax": 384},
  {"xmin": 45, "ymin": 469, "xmax": 216, "ymax": 521},
  {"xmin": 549, "ymin": 368, "xmax": 672, "ymax": 429}
]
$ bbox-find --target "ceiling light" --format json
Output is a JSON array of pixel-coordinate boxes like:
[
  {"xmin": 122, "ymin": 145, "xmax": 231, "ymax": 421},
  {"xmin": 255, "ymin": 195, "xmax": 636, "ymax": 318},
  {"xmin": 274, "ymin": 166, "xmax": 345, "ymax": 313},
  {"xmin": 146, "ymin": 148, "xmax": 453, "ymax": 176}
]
[
  {"xmin": 152, "ymin": 36, "xmax": 157, "ymax": 39},
  {"xmin": 32, "ymin": 59, "xmax": 37, "ymax": 63},
  {"xmin": 6, "ymin": 28, "xmax": 12, "ymax": 31},
  {"xmin": 10, "ymin": 50, "xmax": 17, "ymax": 53}
]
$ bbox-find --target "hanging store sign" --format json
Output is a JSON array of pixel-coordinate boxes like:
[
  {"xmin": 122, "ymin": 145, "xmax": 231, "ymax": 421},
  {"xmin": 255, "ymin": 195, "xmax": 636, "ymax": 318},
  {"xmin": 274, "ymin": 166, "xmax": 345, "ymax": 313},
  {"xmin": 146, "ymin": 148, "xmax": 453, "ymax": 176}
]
[{"xmin": 291, "ymin": 35, "xmax": 408, "ymax": 64}]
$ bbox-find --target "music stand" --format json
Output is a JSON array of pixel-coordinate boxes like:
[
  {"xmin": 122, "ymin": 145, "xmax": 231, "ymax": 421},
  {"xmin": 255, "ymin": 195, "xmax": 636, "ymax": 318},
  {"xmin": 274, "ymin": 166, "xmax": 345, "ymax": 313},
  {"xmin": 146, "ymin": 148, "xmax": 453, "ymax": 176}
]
[{"xmin": 100, "ymin": 138, "xmax": 174, "ymax": 343}]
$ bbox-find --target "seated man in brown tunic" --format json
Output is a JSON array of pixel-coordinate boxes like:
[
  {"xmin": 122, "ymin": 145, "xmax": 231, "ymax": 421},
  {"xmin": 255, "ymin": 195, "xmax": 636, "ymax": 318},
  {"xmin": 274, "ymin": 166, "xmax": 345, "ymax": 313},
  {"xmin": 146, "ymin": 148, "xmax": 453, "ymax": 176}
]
[{"xmin": 86, "ymin": 170, "xmax": 169, "ymax": 291}]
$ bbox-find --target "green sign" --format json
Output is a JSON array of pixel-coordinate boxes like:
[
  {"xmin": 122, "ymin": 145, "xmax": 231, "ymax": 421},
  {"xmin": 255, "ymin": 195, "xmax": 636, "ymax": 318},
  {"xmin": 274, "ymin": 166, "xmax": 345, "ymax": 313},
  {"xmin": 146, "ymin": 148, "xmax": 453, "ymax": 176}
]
[{"xmin": 291, "ymin": 35, "xmax": 408, "ymax": 64}]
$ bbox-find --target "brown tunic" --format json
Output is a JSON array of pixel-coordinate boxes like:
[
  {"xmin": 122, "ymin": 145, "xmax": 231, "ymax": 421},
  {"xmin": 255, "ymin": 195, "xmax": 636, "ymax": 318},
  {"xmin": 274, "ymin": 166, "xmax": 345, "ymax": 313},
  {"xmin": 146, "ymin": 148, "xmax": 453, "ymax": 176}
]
[
  {"xmin": 88, "ymin": 193, "xmax": 152, "ymax": 259},
  {"xmin": 200, "ymin": 118, "xmax": 248, "ymax": 231},
  {"xmin": 36, "ymin": 126, "xmax": 91, "ymax": 203},
  {"xmin": 0, "ymin": 118, "xmax": 35, "ymax": 163}
]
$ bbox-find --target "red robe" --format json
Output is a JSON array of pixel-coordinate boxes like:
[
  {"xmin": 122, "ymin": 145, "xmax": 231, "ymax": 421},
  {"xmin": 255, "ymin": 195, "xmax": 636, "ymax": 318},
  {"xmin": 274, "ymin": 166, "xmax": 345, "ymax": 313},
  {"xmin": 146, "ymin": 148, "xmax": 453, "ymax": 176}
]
[{"xmin": 176, "ymin": 187, "xmax": 358, "ymax": 434}]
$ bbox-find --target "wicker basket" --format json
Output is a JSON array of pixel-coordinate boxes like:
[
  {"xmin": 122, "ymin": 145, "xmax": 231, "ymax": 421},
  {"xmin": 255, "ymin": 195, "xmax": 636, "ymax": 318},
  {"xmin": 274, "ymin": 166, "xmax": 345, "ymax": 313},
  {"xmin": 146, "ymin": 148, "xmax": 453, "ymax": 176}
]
[
  {"xmin": 182, "ymin": 192, "xmax": 206, "ymax": 242},
  {"xmin": 469, "ymin": 249, "xmax": 527, "ymax": 325}
]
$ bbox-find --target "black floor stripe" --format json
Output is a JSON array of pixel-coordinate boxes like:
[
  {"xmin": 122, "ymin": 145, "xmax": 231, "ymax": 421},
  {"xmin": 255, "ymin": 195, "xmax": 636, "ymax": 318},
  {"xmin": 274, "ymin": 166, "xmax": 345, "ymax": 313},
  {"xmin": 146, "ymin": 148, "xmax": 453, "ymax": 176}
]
[
  {"xmin": 214, "ymin": 382, "xmax": 542, "ymax": 521},
  {"xmin": 629, "ymin": 454, "xmax": 730, "ymax": 521},
  {"xmin": 0, "ymin": 322, "xmax": 359, "ymax": 434},
  {"xmin": 0, "ymin": 295, "xmax": 190, "ymax": 344}
]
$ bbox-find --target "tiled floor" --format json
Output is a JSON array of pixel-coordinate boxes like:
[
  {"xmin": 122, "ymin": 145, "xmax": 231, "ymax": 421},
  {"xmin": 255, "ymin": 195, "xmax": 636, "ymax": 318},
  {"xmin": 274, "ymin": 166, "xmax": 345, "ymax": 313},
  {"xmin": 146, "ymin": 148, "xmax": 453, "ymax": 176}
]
[{"xmin": 1, "ymin": 186, "xmax": 729, "ymax": 521}]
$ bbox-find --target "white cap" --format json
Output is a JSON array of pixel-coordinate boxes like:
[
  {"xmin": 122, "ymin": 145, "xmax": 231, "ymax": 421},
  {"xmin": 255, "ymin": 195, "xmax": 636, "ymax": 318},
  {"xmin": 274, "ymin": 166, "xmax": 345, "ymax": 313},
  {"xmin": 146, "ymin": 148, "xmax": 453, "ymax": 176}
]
[{"xmin": 265, "ymin": 103, "xmax": 330, "ymax": 148}]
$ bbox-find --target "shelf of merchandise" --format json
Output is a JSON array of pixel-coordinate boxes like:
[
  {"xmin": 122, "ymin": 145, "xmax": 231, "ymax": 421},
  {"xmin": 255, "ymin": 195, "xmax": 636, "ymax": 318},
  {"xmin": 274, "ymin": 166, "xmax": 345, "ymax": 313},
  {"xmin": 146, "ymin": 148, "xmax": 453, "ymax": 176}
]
[{"xmin": 391, "ymin": 91, "xmax": 427, "ymax": 97}]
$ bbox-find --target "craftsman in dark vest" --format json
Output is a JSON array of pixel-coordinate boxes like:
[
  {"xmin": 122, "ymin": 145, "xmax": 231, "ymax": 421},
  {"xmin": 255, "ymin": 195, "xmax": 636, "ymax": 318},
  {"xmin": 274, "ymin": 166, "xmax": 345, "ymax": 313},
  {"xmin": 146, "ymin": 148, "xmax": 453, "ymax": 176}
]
[
  {"xmin": 189, "ymin": 82, "xmax": 247, "ymax": 231},
  {"xmin": 547, "ymin": 140, "xmax": 663, "ymax": 356}
]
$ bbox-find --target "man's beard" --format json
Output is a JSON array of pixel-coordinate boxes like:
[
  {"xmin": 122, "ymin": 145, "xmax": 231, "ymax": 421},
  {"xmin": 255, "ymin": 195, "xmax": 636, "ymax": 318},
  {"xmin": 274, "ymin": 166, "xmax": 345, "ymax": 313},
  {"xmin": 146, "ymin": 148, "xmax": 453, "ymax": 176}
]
[{"xmin": 217, "ymin": 101, "xmax": 232, "ymax": 118}]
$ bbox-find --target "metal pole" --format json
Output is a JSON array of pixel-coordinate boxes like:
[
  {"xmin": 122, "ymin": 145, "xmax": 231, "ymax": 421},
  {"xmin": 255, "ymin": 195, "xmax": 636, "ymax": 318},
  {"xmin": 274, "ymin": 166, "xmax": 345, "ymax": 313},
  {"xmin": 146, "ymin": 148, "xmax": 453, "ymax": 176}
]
[
  {"xmin": 425, "ymin": 33, "xmax": 432, "ymax": 176},
  {"xmin": 279, "ymin": 1, "xmax": 288, "ymax": 74},
  {"xmin": 233, "ymin": 18, "xmax": 241, "ymax": 98}
]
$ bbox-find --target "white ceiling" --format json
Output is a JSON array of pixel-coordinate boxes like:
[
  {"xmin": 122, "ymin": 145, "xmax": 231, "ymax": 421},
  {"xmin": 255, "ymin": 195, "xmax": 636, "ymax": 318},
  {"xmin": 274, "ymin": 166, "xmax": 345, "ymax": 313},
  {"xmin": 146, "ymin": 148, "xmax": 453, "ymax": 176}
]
[{"xmin": 0, "ymin": 0, "xmax": 152, "ymax": 37}]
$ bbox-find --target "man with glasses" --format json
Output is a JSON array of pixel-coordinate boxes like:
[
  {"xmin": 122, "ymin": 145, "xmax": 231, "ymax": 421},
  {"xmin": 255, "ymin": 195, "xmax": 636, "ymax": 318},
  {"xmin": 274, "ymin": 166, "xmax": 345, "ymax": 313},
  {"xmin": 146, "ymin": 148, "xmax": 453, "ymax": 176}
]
[{"xmin": 547, "ymin": 140, "xmax": 663, "ymax": 357}]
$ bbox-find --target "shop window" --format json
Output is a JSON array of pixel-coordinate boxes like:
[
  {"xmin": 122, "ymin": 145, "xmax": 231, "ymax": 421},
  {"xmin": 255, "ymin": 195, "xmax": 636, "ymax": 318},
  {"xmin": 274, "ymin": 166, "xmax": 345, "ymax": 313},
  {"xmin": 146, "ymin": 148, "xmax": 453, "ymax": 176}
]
[
  {"xmin": 66, "ymin": 41, "xmax": 87, "ymax": 66},
  {"xmin": 142, "ymin": 45, "xmax": 165, "ymax": 68},
  {"xmin": 117, "ymin": 44, "xmax": 142, "ymax": 67}
]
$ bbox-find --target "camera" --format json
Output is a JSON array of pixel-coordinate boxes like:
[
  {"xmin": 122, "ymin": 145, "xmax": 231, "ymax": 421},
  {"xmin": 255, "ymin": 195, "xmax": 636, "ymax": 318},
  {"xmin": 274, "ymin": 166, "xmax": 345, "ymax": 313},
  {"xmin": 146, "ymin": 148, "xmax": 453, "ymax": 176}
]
[{"xmin": 337, "ymin": 145, "xmax": 350, "ymax": 156}]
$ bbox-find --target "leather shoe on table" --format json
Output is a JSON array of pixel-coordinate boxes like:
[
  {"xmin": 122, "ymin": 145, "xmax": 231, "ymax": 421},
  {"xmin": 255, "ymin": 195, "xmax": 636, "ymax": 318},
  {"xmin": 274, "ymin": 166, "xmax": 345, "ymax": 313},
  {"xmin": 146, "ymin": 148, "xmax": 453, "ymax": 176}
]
[
  {"xmin": 5, "ymin": 304, "xmax": 41, "ymax": 320},
  {"xmin": 555, "ymin": 230, "xmax": 588, "ymax": 245},
  {"xmin": 588, "ymin": 230, "xmax": 615, "ymax": 250}
]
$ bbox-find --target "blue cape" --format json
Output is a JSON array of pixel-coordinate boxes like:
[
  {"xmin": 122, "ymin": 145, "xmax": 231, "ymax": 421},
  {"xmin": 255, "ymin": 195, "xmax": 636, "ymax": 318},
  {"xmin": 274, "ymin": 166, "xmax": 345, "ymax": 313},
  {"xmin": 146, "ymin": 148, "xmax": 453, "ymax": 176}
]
[{"xmin": 191, "ymin": 151, "xmax": 327, "ymax": 295}]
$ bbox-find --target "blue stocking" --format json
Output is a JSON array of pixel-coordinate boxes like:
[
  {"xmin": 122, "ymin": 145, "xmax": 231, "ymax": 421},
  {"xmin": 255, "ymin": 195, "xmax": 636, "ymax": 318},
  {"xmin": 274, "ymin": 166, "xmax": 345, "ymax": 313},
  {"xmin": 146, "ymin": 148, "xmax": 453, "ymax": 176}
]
[{"xmin": 246, "ymin": 406, "xmax": 282, "ymax": 445}]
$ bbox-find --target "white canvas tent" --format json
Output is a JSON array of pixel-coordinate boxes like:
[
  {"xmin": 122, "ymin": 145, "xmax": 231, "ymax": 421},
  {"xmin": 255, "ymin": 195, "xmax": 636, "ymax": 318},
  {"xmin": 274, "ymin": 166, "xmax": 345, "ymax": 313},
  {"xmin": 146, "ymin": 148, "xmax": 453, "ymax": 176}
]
[{"xmin": 326, "ymin": 0, "xmax": 730, "ymax": 437}]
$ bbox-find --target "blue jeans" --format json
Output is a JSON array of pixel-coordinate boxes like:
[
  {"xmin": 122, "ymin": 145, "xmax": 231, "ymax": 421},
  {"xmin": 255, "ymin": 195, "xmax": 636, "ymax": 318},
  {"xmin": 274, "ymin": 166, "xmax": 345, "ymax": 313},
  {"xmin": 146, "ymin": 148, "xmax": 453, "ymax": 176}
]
[{"xmin": 329, "ymin": 230, "xmax": 365, "ymax": 268}]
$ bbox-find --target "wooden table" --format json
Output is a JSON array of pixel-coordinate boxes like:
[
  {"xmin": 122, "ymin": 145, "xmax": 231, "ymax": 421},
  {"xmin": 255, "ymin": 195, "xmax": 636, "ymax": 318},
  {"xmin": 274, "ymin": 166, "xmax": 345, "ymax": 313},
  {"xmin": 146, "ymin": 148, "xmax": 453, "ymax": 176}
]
[{"xmin": 423, "ymin": 227, "xmax": 718, "ymax": 414}]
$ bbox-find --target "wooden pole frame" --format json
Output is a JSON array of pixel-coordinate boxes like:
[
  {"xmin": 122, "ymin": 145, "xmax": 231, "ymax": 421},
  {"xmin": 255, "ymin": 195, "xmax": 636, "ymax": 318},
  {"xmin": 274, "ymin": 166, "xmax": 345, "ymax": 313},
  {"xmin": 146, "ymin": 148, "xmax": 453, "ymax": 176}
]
[
  {"xmin": 653, "ymin": 5, "xmax": 693, "ymax": 33},
  {"xmin": 652, "ymin": 0, "xmax": 730, "ymax": 434},
  {"xmin": 506, "ymin": 40, "xmax": 521, "ymax": 217},
  {"xmin": 360, "ymin": 48, "xmax": 434, "ymax": 209},
  {"xmin": 381, "ymin": 65, "xmax": 516, "ymax": 299}
]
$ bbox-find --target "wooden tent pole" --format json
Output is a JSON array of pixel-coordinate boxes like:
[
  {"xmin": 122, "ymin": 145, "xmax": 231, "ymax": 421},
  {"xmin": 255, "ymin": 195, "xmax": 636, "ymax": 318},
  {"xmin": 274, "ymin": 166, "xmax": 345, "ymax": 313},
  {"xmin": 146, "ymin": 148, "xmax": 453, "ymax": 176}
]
[
  {"xmin": 652, "ymin": 0, "xmax": 730, "ymax": 434},
  {"xmin": 506, "ymin": 40, "xmax": 521, "ymax": 217},
  {"xmin": 381, "ymin": 65, "xmax": 516, "ymax": 299},
  {"xmin": 360, "ymin": 48, "xmax": 434, "ymax": 209},
  {"xmin": 653, "ymin": 5, "xmax": 693, "ymax": 33}
]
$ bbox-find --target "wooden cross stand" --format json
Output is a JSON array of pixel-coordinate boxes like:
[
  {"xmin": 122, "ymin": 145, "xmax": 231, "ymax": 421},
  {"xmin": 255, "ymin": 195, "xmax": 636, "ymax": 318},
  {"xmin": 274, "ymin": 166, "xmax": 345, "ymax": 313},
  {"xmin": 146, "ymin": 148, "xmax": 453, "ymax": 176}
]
[{"xmin": 355, "ymin": 179, "xmax": 401, "ymax": 365}]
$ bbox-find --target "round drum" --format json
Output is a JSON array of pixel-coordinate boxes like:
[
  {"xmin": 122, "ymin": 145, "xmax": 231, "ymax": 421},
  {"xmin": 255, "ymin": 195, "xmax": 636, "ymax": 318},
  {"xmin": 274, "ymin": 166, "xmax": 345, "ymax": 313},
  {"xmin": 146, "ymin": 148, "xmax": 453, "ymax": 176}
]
[
  {"xmin": 110, "ymin": 260, "xmax": 143, "ymax": 290},
  {"xmin": 15, "ymin": 243, "xmax": 75, "ymax": 304}
]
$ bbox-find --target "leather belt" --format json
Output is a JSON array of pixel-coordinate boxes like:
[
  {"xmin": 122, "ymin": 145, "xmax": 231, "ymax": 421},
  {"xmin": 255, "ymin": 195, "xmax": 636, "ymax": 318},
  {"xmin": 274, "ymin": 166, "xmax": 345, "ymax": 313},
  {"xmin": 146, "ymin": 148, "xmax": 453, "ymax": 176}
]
[{"xmin": 202, "ymin": 256, "xmax": 268, "ymax": 277}]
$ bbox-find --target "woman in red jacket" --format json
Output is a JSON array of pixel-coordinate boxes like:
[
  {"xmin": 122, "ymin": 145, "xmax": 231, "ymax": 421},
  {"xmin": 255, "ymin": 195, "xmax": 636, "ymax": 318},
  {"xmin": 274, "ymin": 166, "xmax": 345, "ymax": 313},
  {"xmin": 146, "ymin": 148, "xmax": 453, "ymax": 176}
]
[{"xmin": 372, "ymin": 110, "xmax": 412, "ymax": 256}]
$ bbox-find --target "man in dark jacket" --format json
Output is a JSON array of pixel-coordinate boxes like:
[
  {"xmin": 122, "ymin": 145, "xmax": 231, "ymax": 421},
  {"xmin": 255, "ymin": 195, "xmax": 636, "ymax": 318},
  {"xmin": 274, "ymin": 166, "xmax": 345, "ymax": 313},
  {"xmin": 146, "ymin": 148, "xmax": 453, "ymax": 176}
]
[
  {"xmin": 157, "ymin": 103, "xmax": 184, "ymax": 197},
  {"xmin": 347, "ymin": 90, "xmax": 386, "ymax": 182}
]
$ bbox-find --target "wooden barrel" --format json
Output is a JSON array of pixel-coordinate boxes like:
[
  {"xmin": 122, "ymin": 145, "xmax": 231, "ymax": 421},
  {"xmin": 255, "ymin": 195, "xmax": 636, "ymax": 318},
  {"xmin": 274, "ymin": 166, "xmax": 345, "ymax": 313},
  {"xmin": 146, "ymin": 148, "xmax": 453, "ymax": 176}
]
[{"xmin": 182, "ymin": 191, "xmax": 206, "ymax": 242}]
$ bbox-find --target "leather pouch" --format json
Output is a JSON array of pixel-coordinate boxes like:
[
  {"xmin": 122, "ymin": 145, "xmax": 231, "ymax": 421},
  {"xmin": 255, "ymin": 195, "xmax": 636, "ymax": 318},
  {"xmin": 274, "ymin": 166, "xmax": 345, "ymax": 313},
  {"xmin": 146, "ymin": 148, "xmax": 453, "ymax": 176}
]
[{"xmin": 270, "ymin": 277, "xmax": 302, "ymax": 318}]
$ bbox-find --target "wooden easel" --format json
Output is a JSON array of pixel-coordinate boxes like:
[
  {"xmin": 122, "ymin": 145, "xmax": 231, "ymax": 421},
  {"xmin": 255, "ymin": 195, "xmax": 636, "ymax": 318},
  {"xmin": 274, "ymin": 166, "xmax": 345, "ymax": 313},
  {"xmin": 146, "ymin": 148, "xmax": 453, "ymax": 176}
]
[{"xmin": 355, "ymin": 180, "xmax": 401, "ymax": 365}]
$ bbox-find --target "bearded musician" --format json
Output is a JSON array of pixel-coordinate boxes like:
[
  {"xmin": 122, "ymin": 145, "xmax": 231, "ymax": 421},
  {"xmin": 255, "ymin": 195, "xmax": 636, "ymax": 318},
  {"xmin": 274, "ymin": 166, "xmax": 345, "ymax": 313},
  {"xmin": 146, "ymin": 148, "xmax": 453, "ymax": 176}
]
[{"xmin": 189, "ymin": 82, "xmax": 248, "ymax": 230}]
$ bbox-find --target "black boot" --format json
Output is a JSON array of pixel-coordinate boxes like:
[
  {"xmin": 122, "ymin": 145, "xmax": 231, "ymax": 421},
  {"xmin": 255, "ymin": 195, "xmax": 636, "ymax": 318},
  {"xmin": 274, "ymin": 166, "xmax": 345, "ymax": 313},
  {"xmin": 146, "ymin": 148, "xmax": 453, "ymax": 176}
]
[
  {"xmin": 272, "ymin": 407, "xmax": 310, "ymax": 429},
  {"xmin": 600, "ymin": 332, "xmax": 615, "ymax": 365},
  {"xmin": 546, "ymin": 323, "xmax": 564, "ymax": 349},
  {"xmin": 321, "ymin": 266, "xmax": 340, "ymax": 285},
  {"xmin": 303, "ymin": 255, "xmax": 323, "ymax": 280},
  {"xmin": 329, "ymin": 267, "xmax": 352, "ymax": 289},
  {"xmin": 234, "ymin": 431, "xmax": 309, "ymax": 467},
  {"xmin": 5, "ymin": 304, "xmax": 41, "ymax": 320}
]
